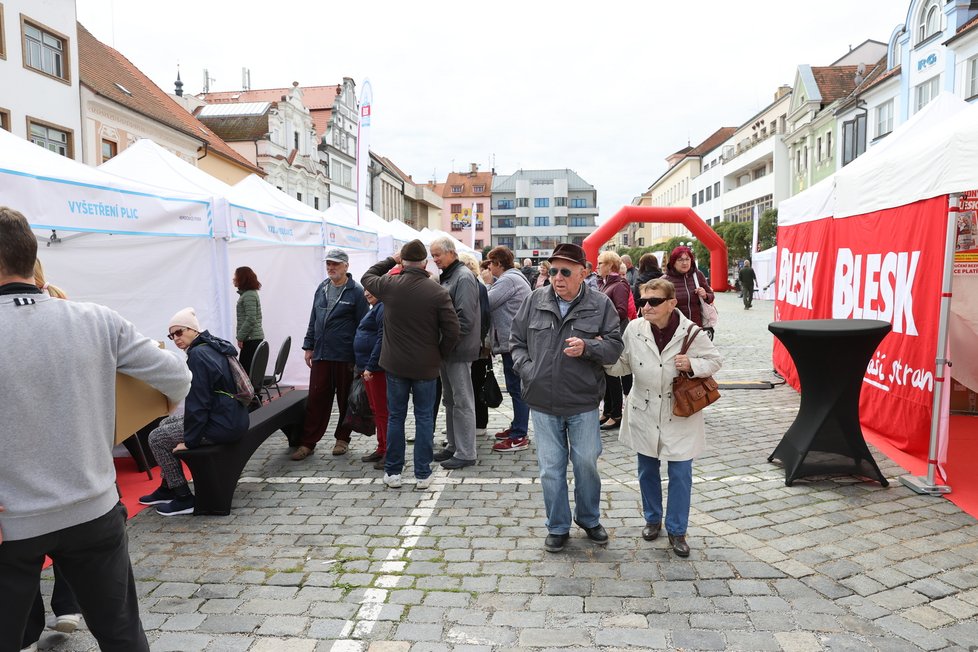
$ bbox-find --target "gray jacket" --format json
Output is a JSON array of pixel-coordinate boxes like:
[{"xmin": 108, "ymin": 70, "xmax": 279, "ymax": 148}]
[
  {"xmin": 509, "ymin": 285, "xmax": 624, "ymax": 416},
  {"xmin": 487, "ymin": 267, "xmax": 531, "ymax": 354},
  {"xmin": 0, "ymin": 292, "xmax": 191, "ymax": 541},
  {"xmin": 439, "ymin": 259, "xmax": 481, "ymax": 362}
]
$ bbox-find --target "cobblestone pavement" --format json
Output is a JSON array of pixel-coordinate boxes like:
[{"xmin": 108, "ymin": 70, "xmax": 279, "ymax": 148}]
[{"xmin": 38, "ymin": 292, "xmax": 978, "ymax": 651}]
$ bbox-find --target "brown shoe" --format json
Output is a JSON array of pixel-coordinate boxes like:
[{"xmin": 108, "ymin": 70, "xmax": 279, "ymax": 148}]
[
  {"xmin": 332, "ymin": 440, "xmax": 349, "ymax": 456},
  {"xmin": 642, "ymin": 522, "xmax": 661, "ymax": 541},
  {"xmin": 290, "ymin": 445, "xmax": 313, "ymax": 461},
  {"xmin": 373, "ymin": 456, "xmax": 385, "ymax": 470},
  {"xmin": 361, "ymin": 450, "xmax": 383, "ymax": 463},
  {"xmin": 668, "ymin": 534, "xmax": 690, "ymax": 557}
]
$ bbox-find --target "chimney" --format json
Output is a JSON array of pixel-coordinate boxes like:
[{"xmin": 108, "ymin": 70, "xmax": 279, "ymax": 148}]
[
  {"xmin": 469, "ymin": 163, "xmax": 478, "ymax": 175},
  {"xmin": 774, "ymin": 85, "xmax": 792, "ymax": 101}
]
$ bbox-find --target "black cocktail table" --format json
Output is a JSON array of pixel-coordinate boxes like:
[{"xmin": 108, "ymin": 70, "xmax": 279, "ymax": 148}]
[{"xmin": 768, "ymin": 319, "xmax": 892, "ymax": 486}]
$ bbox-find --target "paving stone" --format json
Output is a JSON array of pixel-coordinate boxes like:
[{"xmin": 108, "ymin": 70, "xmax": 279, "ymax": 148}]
[
  {"xmin": 773, "ymin": 631, "xmax": 821, "ymax": 652},
  {"xmin": 594, "ymin": 627, "xmax": 668, "ymax": 648},
  {"xmin": 875, "ymin": 614, "xmax": 950, "ymax": 651},
  {"xmin": 518, "ymin": 628, "xmax": 591, "ymax": 647},
  {"xmin": 671, "ymin": 629, "xmax": 726, "ymax": 650}
]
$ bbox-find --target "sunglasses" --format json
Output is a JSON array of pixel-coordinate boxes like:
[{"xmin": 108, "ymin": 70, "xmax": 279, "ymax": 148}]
[
  {"xmin": 167, "ymin": 328, "xmax": 188, "ymax": 340},
  {"xmin": 636, "ymin": 297, "xmax": 670, "ymax": 308},
  {"xmin": 547, "ymin": 267, "xmax": 573, "ymax": 278}
]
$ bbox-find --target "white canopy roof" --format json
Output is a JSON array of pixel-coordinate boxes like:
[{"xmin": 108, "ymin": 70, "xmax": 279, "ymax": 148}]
[
  {"xmin": 419, "ymin": 227, "xmax": 479, "ymax": 257},
  {"xmin": 100, "ymin": 138, "xmax": 231, "ymax": 197},
  {"xmin": 1, "ymin": 129, "xmax": 211, "ymax": 237},
  {"xmin": 780, "ymin": 93, "xmax": 978, "ymax": 224}
]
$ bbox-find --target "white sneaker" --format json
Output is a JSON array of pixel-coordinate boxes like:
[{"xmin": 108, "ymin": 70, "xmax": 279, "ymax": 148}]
[
  {"xmin": 475, "ymin": 428, "xmax": 487, "ymax": 437},
  {"xmin": 415, "ymin": 476, "xmax": 433, "ymax": 490},
  {"xmin": 53, "ymin": 612, "xmax": 82, "ymax": 633},
  {"xmin": 383, "ymin": 473, "xmax": 402, "ymax": 488}
]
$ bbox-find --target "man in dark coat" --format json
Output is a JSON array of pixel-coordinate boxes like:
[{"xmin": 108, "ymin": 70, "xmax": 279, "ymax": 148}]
[
  {"xmin": 362, "ymin": 240, "xmax": 460, "ymax": 489},
  {"xmin": 739, "ymin": 260, "xmax": 758, "ymax": 310}
]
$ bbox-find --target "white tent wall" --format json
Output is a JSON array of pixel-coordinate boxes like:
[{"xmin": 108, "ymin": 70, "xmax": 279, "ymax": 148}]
[
  {"xmin": 227, "ymin": 239, "xmax": 320, "ymax": 389},
  {"xmin": 752, "ymin": 246, "xmax": 777, "ymax": 301},
  {"xmin": 34, "ymin": 232, "xmax": 225, "ymax": 354}
]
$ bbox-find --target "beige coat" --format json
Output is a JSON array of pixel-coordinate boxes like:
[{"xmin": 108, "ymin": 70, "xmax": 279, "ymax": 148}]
[{"xmin": 605, "ymin": 311, "xmax": 723, "ymax": 461}]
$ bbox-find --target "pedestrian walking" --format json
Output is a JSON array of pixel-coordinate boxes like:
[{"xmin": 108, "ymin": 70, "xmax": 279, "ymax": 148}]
[
  {"xmin": 663, "ymin": 245, "xmax": 715, "ymax": 339},
  {"xmin": 739, "ymin": 260, "xmax": 758, "ymax": 310}
]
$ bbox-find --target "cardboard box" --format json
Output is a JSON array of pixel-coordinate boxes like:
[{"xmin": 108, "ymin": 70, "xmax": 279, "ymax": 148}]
[
  {"xmin": 115, "ymin": 341, "xmax": 171, "ymax": 445},
  {"xmin": 949, "ymin": 377, "xmax": 978, "ymax": 415}
]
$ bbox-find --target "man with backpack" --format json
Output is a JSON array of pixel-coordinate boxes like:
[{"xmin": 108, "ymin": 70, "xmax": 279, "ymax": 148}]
[{"xmin": 139, "ymin": 307, "xmax": 249, "ymax": 516}]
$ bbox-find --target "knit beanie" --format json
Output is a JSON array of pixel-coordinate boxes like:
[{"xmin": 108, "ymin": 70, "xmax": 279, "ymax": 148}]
[
  {"xmin": 168, "ymin": 307, "xmax": 201, "ymax": 333},
  {"xmin": 400, "ymin": 239, "xmax": 428, "ymax": 262}
]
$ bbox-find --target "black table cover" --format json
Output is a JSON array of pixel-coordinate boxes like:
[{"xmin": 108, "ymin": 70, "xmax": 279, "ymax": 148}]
[{"xmin": 768, "ymin": 319, "xmax": 892, "ymax": 486}]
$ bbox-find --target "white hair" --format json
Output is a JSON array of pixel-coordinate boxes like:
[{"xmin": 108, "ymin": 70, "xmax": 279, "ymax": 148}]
[{"xmin": 429, "ymin": 236, "xmax": 457, "ymax": 254}]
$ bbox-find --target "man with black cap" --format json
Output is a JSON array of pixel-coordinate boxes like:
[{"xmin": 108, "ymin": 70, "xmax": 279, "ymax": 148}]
[
  {"xmin": 509, "ymin": 242, "xmax": 624, "ymax": 553},
  {"xmin": 362, "ymin": 240, "xmax": 460, "ymax": 489},
  {"xmin": 292, "ymin": 248, "xmax": 369, "ymax": 461}
]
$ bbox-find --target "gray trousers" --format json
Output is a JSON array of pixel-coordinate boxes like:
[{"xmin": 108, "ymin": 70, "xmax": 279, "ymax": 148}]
[
  {"xmin": 441, "ymin": 359, "xmax": 477, "ymax": 461},
  {"xmin": 147, "ymin": 414, "xmax": 189, "ymax": 490}
]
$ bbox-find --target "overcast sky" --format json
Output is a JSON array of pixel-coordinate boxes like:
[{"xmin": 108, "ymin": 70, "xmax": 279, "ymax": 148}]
[{"xmin": 76, "ymin": 0, "xmax": 905, "ymax": 223}]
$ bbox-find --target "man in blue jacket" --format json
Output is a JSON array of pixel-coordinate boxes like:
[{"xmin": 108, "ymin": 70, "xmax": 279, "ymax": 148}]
[{"xmin": 293, "ymin": 248, "xmax": 369, "ymax": 460}]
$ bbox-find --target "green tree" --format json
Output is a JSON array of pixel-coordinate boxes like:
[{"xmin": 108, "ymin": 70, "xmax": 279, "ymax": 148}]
[{"xmin": 758, "ymin": 208, "xmax": 778, "ymax": 251}]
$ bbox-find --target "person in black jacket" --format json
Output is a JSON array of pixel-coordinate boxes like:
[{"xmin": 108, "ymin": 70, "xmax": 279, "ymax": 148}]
[
  {"xmin": 631, "ymin": 253, "xmax": 663, "ymax": 304},
  {"xmin": 140, "ymin": 307, "xmax": 249, "ymax": 516}
]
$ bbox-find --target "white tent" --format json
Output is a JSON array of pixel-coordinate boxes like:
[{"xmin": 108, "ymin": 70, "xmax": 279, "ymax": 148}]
[
  {"xmin": 322, "ymin": 203, "xmax": 418, "ymax": 261},
  {"xmin": 419, "ymin": 227, "xmax": 480, "ymax": 258},
  {"xmin": 0, "ymin": 128, "xmax": 227, "ymax": 347},
  {"xmin": 232, "ymin": 175, "xmax": 379, "ymax": 281},
  {"xmin": 101, "ymin": 140, "xmax": 325, "ymax": 387},
  {"xmin": 778, "ymin": 93, "xmax": 978, "ymax": 390}
]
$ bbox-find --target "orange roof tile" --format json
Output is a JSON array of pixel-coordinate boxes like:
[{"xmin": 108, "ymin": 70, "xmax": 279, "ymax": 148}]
[
  {"xmin": 811, "ymin": 66, "xmax": 862, "ymax": 103},
  {"xmin": 77, "ymin": 24, "xmax": 263, "ymax": 175},
  {"xmin": 860, "ymin": 64, "xmax": 901, "ymax": 93},
  {"xmin": 441, "ymin": 171, "xmax": 494, "ymax": 197}
]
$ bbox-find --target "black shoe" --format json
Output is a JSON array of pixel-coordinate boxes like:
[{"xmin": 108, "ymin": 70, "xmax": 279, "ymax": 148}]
[
  {"xmin": 433, "ymin": 449, "xmax": 455, "ymax": 462},
  {"xmin": 156, "ymin": 494, "xmax": 195, "ymax": 516},
  {"xmin": 373, "ymin": 456, "xmax": 385, "ymax": 470},
  {"xmin": 642, "ymin": 522, "xmax": 662, "ymax": 541},
  {"xmin": 544, "ymin": 532, "xmax": 570, "ymax": 553},
  {"xmin": 139, "ymin": 484, "xmax": 176, "ymax": 506},
  {"xmin": 361, "ymin": 450, "xmax": 383, "ymax": 463},
  {"xmin": 668, "ymin": 533, "xmax": 690, "ymax": 557},
  {"xmin": 440, "ymin": 457, "xmax": 476, "ymax": 470},
  {"xmin": 574, "ymin": 519, "xmax": 609, "ymax": 545},
  {"xmin": 599, "ymin": 418, "xmax": 620, "ymax": 431}
]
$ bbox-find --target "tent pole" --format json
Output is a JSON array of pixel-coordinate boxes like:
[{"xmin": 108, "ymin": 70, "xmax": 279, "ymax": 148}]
[{"xmin": 900, "ymin": 193, "xmax": 957, "ymax": 496}]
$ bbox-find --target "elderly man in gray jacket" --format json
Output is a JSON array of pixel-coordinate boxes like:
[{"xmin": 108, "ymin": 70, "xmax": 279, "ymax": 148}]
[
  {"xmin": 510, "ymin": 243, "xmax": 624, "ymax": 553},
  {"xmin": 486, "ymin": 245, "xmax": 533, "ymax": 452},
  {"xmin": 430, "ymin": 236, "xmax": 481, "ymax": 470}
]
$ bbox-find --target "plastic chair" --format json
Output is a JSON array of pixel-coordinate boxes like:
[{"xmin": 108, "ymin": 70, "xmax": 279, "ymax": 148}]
[
  {"xmin": 248, "ymin": 340, "xmax": 269, "ymax": 410},
  {"xmin": 263, "ymin": 336, "xmax": 291, "ymax": 398}
]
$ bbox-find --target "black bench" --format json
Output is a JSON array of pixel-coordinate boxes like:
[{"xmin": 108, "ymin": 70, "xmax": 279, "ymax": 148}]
[{"xmin": 174, "ymin": 390, "xmax": 307, "ymax": 515}]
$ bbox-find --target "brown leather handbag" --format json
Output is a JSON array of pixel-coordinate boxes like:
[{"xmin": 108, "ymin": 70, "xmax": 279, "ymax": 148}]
[{"xmin": 672, "ymin": 325, "xmax": 721, "ymax": 417}]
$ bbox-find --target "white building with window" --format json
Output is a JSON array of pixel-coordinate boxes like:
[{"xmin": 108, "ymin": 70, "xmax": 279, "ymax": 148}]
[
  {"xmin": 834, "ymin": 0, "xmax": 978, "ymax": 167},
  {"xmin": 0, "ymin": 0, "xmax": 81, "ymax": 158},
  {"xmin": 491, "ymin": 169, "xmax": 598, "ymax": 262}
]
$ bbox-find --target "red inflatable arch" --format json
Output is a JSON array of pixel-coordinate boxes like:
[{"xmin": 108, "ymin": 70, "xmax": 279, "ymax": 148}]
[{"xmin": 582, "ymin": 206, "xmax": 729, "ymax": 291}]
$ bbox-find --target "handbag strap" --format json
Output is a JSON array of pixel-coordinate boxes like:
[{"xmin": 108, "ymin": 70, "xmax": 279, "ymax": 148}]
[{"xmin": 679, "ymin": 324, "xmax": 701, "ymax": 355}]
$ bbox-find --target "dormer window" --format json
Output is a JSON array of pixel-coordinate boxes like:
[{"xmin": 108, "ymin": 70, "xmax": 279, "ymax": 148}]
[
  {"xmin": 451, "ymin": 185, "xmax": 463, "ymax": 193},
  {"xmin": 917, "ymin": 0, "xmax": 941, "ymax": 44},
  {"xmin": 473, "ymin": 185, "xmax": 485, "ymax": 193}
]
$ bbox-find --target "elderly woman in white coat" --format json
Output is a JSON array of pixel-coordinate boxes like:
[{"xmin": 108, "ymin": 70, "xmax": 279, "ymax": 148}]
[{"xmin": 606, "ymin": 278, "xmax": 722, "ymax": 557}]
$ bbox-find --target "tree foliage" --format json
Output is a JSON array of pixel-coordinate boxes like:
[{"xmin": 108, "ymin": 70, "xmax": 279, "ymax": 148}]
[{"xmin": 758, "ymin": 208, "xmax": 778, "ymax": 251}]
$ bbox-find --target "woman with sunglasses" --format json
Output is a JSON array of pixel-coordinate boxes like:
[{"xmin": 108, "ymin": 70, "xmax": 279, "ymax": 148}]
[
  {"xmin": 139, "ymin": 307, "xmax": 249, "ymax": 516},
  {"xmin": 664, "ymin": 245, "xmax": 715, "ymax": 339},
  {"xmin": 606, "ymin": 278, "xmax": 722, "ymax": 557}
]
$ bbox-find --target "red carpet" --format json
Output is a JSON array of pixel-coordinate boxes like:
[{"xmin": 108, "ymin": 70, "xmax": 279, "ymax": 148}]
[
  {"xmin": 114, "ymin": 457, "xmax": 161, "ymax": 518},
  {"xmin": 865, "ymin": 415, "xmax": 978, "ymax": 519}
]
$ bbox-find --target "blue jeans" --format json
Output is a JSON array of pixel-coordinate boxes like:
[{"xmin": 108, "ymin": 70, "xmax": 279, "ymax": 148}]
[
  {"xmin": 531, "ymin": 409, "xmax": 602, "ymax": 534},
  {"xmin": 501, "ymin": 353, "xmax": 529, "ymax": 438},
  {"xmin": 637, "ymin": 454, "xmax": 693, "ymax": 536},
  {"xmin": 385, "ymin": 374, "xmax": 437, "ymax": 479}
]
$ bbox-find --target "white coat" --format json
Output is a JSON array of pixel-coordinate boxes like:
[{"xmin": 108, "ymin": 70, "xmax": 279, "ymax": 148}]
[{"xmin": 605, "ymin": 310, "xmax": 723, "ymax": 461}]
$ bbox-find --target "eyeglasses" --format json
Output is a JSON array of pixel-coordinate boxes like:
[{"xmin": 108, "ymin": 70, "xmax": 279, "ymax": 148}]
[
  {"xmin": 167, "ymin": 328, "xmax": 188, "ymax": 340},
  {"xmin": 675, "ymin": 257, "xmax": 691, "ymax": 263},
  {"xmin": 548, "ymin": 267, "xmax": 573, "ymax": 278},
  {"xmin": 636, "ymin": 297, "xmax": 670, "ymax": 308}
]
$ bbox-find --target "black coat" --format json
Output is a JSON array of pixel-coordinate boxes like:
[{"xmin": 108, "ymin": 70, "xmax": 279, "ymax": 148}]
[{"xmin": 184, "ymin": 331, "xmax": 249, "ymax": 448}]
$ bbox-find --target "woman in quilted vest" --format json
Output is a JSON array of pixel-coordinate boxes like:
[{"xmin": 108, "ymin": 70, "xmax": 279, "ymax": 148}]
[
  {"xmin": 605, "ymin": 278, "xmax": 722, "ymax": 558},
  {"xmin": 233, "ymin": 266, "xmax": 265, "ymax": 372}
]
